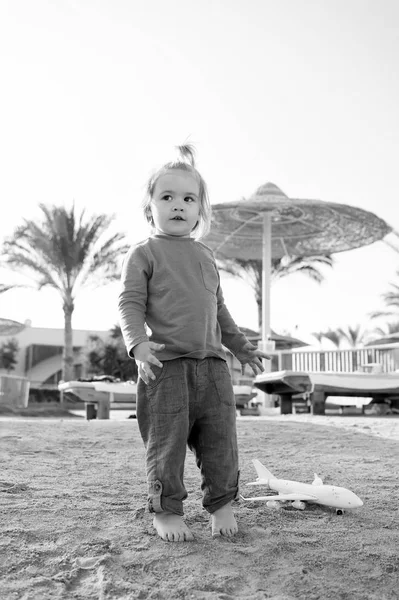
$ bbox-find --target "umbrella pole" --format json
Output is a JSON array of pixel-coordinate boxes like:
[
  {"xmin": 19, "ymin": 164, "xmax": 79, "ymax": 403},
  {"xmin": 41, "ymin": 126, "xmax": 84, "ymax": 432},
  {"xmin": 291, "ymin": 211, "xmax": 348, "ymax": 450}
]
[
  {"xmin": 257, "ymin": 213, "xmax": 274, "ymax": 408},
  {"xmin": 261, "ymin": 212, "xmax": 272, "ymax": 347}
]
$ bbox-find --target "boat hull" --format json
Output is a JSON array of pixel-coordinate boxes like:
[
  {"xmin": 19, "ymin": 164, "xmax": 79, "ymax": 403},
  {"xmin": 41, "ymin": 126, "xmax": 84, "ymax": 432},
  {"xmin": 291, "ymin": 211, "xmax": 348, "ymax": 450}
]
[
  {"xmin": 58, "ymin": 381, "xmax": 137, "ymax": 410},
  {"xmin": 254, "ymin": 371, "xmax": 399, "ymax": 396}
]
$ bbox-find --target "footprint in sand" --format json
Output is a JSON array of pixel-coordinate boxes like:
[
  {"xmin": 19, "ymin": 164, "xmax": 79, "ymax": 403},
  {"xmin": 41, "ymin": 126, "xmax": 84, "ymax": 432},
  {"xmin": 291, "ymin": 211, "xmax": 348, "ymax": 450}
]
[
  {"xmin": 0, "ymin": 481, "xmax": 28, "ymax": 493},
  {"xmin": 74, "ymin": 556, "xmax": 106, "ymax": 570}
]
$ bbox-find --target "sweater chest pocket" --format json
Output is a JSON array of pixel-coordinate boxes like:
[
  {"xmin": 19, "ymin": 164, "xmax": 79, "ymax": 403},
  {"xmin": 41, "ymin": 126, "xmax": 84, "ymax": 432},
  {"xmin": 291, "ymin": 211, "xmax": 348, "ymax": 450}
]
[{"xmin": 200, "ymin": 261, "xmax": 219, "ymax": 294}]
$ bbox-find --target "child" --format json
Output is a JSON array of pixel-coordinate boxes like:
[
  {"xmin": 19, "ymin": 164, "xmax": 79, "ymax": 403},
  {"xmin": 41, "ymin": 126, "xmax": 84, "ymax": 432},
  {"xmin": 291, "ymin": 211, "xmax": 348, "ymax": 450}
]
[{"xmin": 118, "ymin": 145, "xmax": 269, "ymax": 542}]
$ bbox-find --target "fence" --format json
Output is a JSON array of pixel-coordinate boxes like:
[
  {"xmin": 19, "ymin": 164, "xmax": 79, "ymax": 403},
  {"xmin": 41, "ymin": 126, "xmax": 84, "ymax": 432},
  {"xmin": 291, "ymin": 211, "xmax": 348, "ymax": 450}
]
[
  {"xmin": 272, "ymin": 345, "xmax": 399, "ymax": 373},
  {"xmin": 0, "ymin": 374, "xmax": 30, "ymax": 408}
]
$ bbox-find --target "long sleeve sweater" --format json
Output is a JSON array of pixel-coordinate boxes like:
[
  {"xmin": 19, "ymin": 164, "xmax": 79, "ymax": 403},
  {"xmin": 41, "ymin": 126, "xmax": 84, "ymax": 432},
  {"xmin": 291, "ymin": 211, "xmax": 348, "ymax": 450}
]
[{"xmin": 118, "ymin": 234, "xmax": 249, "ymax": 362}]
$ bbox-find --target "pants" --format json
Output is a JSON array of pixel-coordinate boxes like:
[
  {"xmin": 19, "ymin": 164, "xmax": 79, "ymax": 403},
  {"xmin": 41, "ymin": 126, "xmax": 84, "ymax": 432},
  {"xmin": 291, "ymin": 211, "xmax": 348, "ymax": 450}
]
[{"xmin": 136, "ymin": 357, "xmax": 239, "ymax": 516}]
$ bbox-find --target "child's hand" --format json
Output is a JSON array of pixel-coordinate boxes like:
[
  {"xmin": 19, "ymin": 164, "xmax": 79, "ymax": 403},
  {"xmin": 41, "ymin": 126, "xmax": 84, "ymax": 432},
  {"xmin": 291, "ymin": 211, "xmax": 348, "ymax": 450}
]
[
  {"xmin": 133, "ymin": 341, "xmax": 165, "ymax": 385},
  {"xmin": 235, "ymin": 342, "xmax": 270, "ymax": 377}
]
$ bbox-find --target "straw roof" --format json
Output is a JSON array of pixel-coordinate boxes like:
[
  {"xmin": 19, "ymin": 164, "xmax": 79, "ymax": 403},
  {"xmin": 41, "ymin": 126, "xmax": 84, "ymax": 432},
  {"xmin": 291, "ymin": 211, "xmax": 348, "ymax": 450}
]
[{"xmin": 205, "ymin": 183, "xmax": 391, "ymax": 259}]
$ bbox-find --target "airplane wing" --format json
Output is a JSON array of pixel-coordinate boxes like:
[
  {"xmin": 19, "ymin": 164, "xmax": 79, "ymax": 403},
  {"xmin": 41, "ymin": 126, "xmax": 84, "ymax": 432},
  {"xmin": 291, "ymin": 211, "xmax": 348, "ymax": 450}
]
[
  {"xmin": 247, "ymin": 480, "xmax": 270, "ymax": 486},
  {"xmin": 241, "ymin": 492, "xmax": 318, "ymax": 502}
]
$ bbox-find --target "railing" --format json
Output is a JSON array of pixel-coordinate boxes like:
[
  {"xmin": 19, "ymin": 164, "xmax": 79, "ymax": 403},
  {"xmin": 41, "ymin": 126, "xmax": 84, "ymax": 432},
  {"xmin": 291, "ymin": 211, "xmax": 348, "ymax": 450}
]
[
  {"xmin": 29, "ymin": 381, "xmax": 60, "ymax": 390},
  {"xmin": 271, "ymin": 345, "xmax": 399, "ymax": 373},
  {"xmin": 0, "ymin": 374, "xmax": 30, "ymax": 408}
]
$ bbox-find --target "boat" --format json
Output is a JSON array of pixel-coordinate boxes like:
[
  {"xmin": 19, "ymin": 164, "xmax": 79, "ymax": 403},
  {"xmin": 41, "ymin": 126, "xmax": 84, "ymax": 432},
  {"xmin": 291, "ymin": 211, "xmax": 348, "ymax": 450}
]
[
  {"xmin": 58, "ymin": 380, "xmax": 257, "ymax": 413},
  {"xmin": 253, "ymin": 370, "xmax": 399, "ymax": 414},
  {"xmin": 254, "ymin": 370, "xmax": 399, "ymax": 395},
  {"xmin": 233, "ymin": 384, "xmax": 257, "ymax": 408},
  {"xmin": 58, "ymin": 379, "xmax": 137, "ymax": 410}
]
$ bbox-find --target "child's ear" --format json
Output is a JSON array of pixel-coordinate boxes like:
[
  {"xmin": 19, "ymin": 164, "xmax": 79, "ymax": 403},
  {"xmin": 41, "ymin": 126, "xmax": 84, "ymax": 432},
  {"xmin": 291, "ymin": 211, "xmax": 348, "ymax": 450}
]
[{"xmin": 146, "ymin": 207, "xmax": 154, "ymax": 225}]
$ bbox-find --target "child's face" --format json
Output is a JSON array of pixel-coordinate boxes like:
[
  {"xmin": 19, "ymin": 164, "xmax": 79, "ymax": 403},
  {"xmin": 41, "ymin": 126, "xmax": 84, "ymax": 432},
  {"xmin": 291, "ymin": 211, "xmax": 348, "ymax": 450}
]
[{"xmin": 150, "ymin": 169, "xmax": 201, "ymax": 237}]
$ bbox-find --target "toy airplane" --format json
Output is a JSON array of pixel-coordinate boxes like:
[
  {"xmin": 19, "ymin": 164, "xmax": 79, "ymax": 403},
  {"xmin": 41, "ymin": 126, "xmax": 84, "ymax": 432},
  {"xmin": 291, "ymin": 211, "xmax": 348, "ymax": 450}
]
[{"xmin": 240, "ymin": 459, "xmax": 363, "ymax": 515}]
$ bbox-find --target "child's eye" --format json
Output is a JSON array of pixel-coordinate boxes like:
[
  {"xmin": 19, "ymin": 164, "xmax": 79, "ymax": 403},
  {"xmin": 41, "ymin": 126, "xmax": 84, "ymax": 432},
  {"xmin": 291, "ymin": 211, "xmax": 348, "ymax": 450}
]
[
  {"xmin": 161, "ymin": 195, "xmax": 173, "ymax": 201},
  {"xmin": 184, "ymin": 196, "xmax": 195, "ymax": 202}
]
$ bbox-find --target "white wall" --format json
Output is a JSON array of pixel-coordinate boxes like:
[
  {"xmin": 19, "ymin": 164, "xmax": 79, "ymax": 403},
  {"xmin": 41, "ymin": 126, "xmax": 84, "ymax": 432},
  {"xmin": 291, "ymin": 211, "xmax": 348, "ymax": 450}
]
[{"xmin": 0, "ymin": 324, "xmax": 111, "ymax": 381}]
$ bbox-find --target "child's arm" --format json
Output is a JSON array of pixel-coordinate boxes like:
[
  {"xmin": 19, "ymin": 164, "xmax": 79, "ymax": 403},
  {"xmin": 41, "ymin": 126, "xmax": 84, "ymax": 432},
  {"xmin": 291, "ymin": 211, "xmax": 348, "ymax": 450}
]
[
  {"xmin": 219, "ymin": 305, "xmax": 270, "ymax": 376},
  {"xmin": 118, "ymin": 246, "xmax": 151, "ymax": 358},
  {"xmin": 234, "ymin": 341, "xmax": 270, "ymax": 376}
]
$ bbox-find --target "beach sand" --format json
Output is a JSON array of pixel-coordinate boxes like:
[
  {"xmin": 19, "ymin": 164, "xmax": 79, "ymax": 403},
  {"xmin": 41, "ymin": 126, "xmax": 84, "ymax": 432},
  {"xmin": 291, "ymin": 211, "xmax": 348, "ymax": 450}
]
[{"xmin": 1, "ymin": 412, "xmax": 398, "ymax": 599}]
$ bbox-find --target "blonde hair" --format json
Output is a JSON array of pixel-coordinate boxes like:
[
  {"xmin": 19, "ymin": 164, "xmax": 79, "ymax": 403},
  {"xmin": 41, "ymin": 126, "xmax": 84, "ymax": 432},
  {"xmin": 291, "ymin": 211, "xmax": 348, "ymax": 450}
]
[{"xmin": 142, "ymin": 144, "xmax": 212, "ymax": 240}]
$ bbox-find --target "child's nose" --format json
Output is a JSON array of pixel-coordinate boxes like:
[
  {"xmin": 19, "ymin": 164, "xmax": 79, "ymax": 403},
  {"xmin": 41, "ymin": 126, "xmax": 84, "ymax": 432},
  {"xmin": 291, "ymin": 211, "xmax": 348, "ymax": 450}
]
[{"xmin": 173, "ymin": 199, "xmax": 185, "ymax": 209}]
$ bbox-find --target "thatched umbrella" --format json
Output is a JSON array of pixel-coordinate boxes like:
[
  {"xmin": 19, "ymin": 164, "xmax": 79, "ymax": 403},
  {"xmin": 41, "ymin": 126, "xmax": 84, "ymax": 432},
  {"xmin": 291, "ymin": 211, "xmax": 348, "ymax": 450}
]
[{"xmin": 205, "ymin": 183, "xmax": 391, "ymax": 351}]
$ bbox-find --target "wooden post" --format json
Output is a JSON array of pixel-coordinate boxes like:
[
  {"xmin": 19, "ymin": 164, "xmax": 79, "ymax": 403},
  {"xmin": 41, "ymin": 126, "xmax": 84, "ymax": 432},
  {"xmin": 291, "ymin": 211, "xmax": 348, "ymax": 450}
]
[
  {"xmin": 311, "ymin": 391, "xmax": 326, "ymax": 415},
  {"xmin": 280, "ymin": 394, "xmax": 293, "ymax": 414},
  {"xmin": 86, "ymin": 403, "xmax": 96, "ymax": 420},
  {"xmin": 97, "ymin": 396, "xmax": 110, "ymax": 419}
]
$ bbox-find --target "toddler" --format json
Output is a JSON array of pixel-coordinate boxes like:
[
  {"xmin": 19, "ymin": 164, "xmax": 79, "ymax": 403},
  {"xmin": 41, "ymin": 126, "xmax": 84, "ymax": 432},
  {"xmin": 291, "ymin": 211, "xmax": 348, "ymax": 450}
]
[{"xmin": 118, "ymin": 145, "xmax": 269, "ymax": 541}]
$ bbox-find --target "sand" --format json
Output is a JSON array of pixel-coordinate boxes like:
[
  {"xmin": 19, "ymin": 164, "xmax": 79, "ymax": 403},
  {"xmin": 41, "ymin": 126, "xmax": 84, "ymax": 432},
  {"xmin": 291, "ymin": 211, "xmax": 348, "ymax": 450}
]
[{"xmin": 1, "ymin": 412, "xmax": 398, "ymax": 600}]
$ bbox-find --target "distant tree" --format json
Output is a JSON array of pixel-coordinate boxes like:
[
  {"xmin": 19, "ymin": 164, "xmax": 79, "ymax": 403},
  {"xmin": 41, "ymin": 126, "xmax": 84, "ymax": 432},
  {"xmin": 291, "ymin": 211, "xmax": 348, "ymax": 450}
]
[
  {"xmin": 0, "ymin": 338, "xmax": 19, "ymax": 372},
  {"xmin": 216, "ymin": 255, "xmax": 334, "ymax": 328},
  {"xmin": 311, "ymin": 332, "xmax": 325, "ymax": 346},
  {"xmin": 370, "ymin": 274, "xmax": 399, "ymax": 321},
  {"xmin": 86, "ymin": 328, "xmax": 138, "ymax": 381},
  {"xmin": 336, "ymin": 325, "xmax": 371, "ymax": 348},
  {"xmin": 1, "ymin": 204, "xmax": 129, "ymax": 382},
  {"xmin": 377, "ymin": 321, "xmax": 399, "ymax": 335},
  {"xmin": 364, "ymin": 320, "xmax": 399, "ymax": 344},
  {"xmin": 311, "ymin": 323, "xmax": 393, "ymax": 348},
  {"xmin": 311, "ymin": 328, "xmax": 344, "ymax": 348}
]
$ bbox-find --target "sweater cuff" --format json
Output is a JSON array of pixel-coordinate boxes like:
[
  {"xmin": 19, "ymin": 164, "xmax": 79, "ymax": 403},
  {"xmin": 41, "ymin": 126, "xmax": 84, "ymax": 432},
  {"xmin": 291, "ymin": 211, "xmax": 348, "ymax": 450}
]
[{"xmin": 128, "ymin": 336, "xmax": 149, "ymax": 358}]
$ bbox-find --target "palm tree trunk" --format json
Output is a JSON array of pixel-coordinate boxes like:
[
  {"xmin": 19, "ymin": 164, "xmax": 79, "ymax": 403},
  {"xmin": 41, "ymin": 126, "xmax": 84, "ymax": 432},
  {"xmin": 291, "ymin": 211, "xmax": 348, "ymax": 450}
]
[{"xmin": 62, "ymin": 297, "xmax": 75, "ymax": 386}]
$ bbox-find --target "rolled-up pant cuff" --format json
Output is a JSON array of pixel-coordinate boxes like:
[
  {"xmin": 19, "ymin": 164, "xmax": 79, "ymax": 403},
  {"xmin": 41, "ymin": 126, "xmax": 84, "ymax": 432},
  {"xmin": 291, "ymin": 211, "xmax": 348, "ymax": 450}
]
[
  {"xmin": 147, "ymin": 480, "xmax": 184, "ymax": 516},
  {"xmin": 204, "ymin": 493, "xmax": 238, "ymax": 515},
  {"xmin": 203, "ymin": 470, "xmax": 240, "ymax": 514}
]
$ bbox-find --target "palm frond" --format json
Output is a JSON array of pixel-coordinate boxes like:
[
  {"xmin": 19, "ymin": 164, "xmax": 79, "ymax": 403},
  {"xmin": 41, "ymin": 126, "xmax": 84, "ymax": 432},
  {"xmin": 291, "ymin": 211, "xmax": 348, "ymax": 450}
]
[
  {"xmin": 336, "ymin": 324, "xmax": 369, "ymax": 347},
  {"xmin": 0, "ymin": 284, "xmax": 18, "ymax": 294},
  {"xmin": 272, "ymin": 255, "xmax": 334, "ymax": 283},
  {"xmin": 2, "ymin": 205, "xmax": 127, "ymax": 293}
]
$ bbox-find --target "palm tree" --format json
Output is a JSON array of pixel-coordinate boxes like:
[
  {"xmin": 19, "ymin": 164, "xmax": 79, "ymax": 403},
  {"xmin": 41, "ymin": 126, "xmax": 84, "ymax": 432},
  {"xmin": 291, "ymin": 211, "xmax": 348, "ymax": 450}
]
[
  {"xmin": 312, "ymin": 323, "xmax": 393, "ymax": 348},
  {"xmin": 336, "ymin": 325, "xmax": 370, "ymax": 348},
  {"xmin": 364, "ymin": 320, "xmax": 399, "ymax": 345},
  {"xmin": 370, "ymin": 273, "xmax": 399, "ymax": 321},
  {"xmin": 311, "ymin": 327, "xmax": 344, "ymax": 348},
  {"xmin": 377, "ymin": 320, "xmax": 399, "ymax": 335},
  {"xmin": 216, "ymin": 255, "xmax": 334, "ymax": 328},
  {"xmin": 1, "ymin": 204, "xmax": 129, "ymax": 382}
]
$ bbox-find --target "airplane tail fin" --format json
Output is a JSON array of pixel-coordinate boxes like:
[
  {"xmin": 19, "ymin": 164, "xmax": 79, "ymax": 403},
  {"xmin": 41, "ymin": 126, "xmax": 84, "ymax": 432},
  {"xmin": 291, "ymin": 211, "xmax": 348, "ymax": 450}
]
[{"xmin": 252, "ymin": 459, "xmax": 274, "ymax": 481}]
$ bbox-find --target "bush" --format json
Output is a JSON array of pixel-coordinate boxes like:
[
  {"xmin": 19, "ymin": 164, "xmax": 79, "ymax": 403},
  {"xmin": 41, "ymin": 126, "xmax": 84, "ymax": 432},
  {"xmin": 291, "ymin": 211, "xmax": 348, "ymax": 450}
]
[{"xmin": 0, "ymin": 338, "xmax": 19, "ymax": 371}]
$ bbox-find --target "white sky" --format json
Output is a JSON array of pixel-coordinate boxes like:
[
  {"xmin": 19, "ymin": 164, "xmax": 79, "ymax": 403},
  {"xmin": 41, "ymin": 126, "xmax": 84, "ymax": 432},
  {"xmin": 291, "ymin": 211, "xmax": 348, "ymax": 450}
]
[{"xmin": 1, "ymin": 0, "xmax": 399, "ymax": 347}]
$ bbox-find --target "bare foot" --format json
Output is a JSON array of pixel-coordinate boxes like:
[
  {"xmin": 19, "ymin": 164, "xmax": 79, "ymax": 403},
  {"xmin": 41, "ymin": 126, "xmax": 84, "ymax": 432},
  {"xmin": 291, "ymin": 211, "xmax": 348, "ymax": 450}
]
[
  {"xmin": 153, "ymin": 512, "xmax": 194, "ymax": 542},
  {"xmin": 211, "ymin": 502, "xmax": 238, "ymax": 537}
]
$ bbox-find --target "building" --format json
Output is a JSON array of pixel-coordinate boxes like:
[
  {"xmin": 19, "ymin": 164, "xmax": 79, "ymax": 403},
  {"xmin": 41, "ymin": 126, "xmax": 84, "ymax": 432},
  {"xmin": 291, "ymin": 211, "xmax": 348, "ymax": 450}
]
[
  {"xmin": 0, "ymin": 321, "xmax": 258, "ymax": 392},
  {"xmin": 0, "ymin": 322, "xmax": 308, "ymax": 391},
  {"xmin": 0, "ymin": 321, "xmax": 110, "ymax": 388}
]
